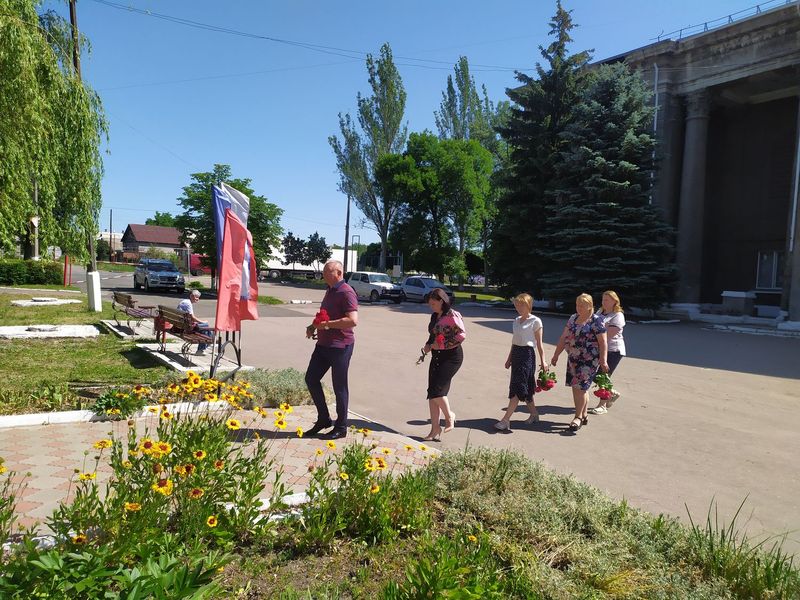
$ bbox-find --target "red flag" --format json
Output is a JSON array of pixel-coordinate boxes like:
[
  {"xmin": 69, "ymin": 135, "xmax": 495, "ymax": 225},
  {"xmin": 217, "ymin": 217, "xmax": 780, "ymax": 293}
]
[{"xmin": 214, "ymin": 208, "xmax": 258, "ymax": 331}]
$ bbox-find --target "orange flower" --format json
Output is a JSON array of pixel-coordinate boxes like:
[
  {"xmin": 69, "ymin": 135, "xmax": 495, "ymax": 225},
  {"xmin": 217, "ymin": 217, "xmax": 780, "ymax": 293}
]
[
  {"xmin": 213, "ymin": 459, "xmax": 224, "ymax": 470},
  {"xmin": 156, "ymin": 441, "xmax": 172, "ymax": 455},
  {"xmin": 124, "ymin": 502, "xmax": 141, "ymax": 512},
  {"xmin": 188, "ymin": 487, "xmax": 204, "ymax": 500},
  {"xmin": 72, "ymin": 533, "xmax": 88, "ymax": 544}
]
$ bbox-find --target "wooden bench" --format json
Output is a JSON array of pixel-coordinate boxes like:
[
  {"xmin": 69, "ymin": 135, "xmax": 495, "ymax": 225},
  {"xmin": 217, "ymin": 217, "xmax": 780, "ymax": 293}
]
[
  {"xmin": 155, "ymin": 305, "xmax": 215, "ymax": 358},
  {"xmin": 111, "ymin": 291, "xmax": 155, "ymax": 333}
]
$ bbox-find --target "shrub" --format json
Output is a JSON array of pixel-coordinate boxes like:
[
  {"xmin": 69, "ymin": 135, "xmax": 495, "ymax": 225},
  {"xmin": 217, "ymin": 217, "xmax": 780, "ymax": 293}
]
[
  {"xmin": 0, "ymin": 259, "xmax": 63, "ymax": 285},
  {"xmin": 0, "ymin": 384, "xmax": 85, "ymax": 415}
]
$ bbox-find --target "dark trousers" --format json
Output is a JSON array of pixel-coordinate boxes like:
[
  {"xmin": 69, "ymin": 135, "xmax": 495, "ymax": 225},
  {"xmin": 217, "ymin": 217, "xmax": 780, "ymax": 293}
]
[
  {"xmin": 305, "ymin": 343, "xmax": 354, "ymax": 430},
  {"xmin": 607, "ymin": 351, "xmax": 623, "ymax": 375}
]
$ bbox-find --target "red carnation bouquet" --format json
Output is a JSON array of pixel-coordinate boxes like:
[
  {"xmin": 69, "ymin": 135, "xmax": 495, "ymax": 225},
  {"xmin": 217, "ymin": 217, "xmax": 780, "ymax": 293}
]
[
  {"xmin": 435, "ymin": 334, "xmax": 446, "ymax": 349},
  {"xmin": 536, "ymin": 367, "xmax": 557, "ymax": 392},
  {"xmin": 306, "ymin": 308, "xmax": 329, "ymax": 340},
  {"xmin": 593, "ymin": 372, "xmax": 614, "ymax": 401}
]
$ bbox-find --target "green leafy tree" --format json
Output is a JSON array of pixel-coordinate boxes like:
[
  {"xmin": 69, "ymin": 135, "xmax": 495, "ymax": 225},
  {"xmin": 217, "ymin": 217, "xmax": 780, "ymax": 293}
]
[
  {"xmin": 0, "ymin": 1, "xmax": 107, "ymax": 262},
  {"xmin": 492, "ymin": 1, "xmax": 591, "ymax": 296},
  {"xmin": 174, "ymin": 164, "xmax": 283, "ymax": 284},
  {"xmin": 539, "ymin": 63, "xmax": 675, "ymax": 308},
  {"xmin": 281, "ymin": 231, "xmax": 306, "ymax": 271},
  {"xmin": 145, "ymin": 211, "xmax": 176, "ymax": 227},
  {"xmin": 95, "ymin": 239, "xmax": 110, "ymax": 261},
  {"xmin": 329, "ymin": 43, "xmax": 408, "ymax": 270},
  {"xmin": 303, "ymin": 232, "xmax": 332, "ymax": 274},
  {"xmin": 381, "ymin": 133, "xmax": 491, "ymax": 282}
]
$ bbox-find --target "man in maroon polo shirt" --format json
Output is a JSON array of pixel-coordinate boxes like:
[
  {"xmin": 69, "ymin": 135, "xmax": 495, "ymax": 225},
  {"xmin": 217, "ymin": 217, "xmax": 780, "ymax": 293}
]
[{"xmin": 304, "ymin": 260, "xmax": 358, "ymax": 439}]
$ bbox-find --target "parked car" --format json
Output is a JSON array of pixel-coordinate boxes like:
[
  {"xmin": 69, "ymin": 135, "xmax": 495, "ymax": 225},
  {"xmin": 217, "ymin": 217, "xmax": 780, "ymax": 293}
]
[
  {"xmin": 133, "ymin": 258, "xmax": 185, "ymax": 293},
  {"xmin": 190, "ymin": 253, "xmax": 212, "ymax": 276},
  {"xmin": 346, "ymin": 271, "xmax": 404, "ymax": 303},
  {"xmin": 399, "ymin": 276, "xmax": 455, "ymax": 304}
]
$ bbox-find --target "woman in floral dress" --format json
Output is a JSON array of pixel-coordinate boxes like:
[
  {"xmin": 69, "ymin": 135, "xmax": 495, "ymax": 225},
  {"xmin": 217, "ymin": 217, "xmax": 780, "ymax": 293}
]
[{"xmin": 550, "ymin": 293, "xmax": 608, "ymax": 432}]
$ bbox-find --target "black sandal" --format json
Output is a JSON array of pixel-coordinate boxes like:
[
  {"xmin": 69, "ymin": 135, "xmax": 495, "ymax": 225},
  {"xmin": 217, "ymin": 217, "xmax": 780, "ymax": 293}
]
[
  {"xmin": 569, "ymin": 418, "xmax": 582, "ymax": 432},
  {"xmin": 581, "ymin": 416, "xmax": 589, "ymax": 426}
]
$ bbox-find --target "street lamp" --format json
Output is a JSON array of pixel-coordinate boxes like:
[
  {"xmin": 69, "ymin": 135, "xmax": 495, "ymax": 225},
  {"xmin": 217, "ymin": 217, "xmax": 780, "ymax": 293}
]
[{"xmin": 343, "ymin": 194, "xmax": 351, "ymax": 272}]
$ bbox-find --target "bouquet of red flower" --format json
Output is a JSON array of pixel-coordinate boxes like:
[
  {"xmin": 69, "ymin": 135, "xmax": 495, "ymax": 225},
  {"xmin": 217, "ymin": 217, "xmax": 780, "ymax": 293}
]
[
  {"xmin": 435, "ymin": 334, "xmax": 446, "ymax": 349},
  {"xmin": 306, "ymin": 308, "xmax": 329, "ymax": 340},
  {"xmin": 593, "ymin": 372, "xmax": 614, "ymax": 401},
  {"xmin": 536, "ymin": 367, "xmax": 557, "ymax": 392}
]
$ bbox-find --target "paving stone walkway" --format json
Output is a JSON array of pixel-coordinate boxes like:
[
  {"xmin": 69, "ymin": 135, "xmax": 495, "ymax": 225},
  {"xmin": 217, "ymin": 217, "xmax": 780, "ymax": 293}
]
[{"xmin": 0, "ymin": 406, "xmax": 436, "ymax": 533}]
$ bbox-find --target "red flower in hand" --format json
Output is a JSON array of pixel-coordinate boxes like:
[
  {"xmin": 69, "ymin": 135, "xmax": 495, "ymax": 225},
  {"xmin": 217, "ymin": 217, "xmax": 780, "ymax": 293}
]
[
  {"xmin": 435, "ymin": 334, "xmax": 446, "ymax": 349},
  {"xmin": 307, "ymin": 309, "xmax": 330, "ymax": 339}
]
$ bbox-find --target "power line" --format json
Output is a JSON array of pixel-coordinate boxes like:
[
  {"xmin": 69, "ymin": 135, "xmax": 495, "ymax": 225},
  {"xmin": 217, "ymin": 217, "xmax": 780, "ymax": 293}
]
[{"xmin": 88, "ymin": 0, "xmax": 534, "ymax": 73}]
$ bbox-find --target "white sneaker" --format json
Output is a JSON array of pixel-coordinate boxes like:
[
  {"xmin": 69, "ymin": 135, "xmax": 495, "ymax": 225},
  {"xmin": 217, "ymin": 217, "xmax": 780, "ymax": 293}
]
[
  {"xmin": 608, "ymin": 391, "xmax": 621, "ymax": 406},
  {"xmin": 494, "ymin": 420, "xmax": 511, "ymax": 431},
  {"xmin": 588, "ymin": 406, "xmax": 608, "ymax": 415}
]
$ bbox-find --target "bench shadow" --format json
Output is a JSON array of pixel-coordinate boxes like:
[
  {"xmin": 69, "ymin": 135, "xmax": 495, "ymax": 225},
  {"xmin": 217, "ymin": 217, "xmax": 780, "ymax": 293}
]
[{"xmin": 120, "ymin": 348, "xmax": 165, "ymax": 370}]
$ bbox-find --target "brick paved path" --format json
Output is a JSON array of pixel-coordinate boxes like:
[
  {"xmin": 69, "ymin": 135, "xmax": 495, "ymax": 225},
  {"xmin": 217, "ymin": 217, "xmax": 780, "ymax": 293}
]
[{"xmin": 0, "ymin": 406, "xmax": 435, "ymax": 533}]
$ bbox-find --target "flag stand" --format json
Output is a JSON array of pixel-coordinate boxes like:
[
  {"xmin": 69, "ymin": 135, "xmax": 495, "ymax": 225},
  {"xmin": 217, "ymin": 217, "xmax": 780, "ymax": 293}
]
[{"xmin": 209, "ymin": 330, "xmax": 242, "ymax": 380}]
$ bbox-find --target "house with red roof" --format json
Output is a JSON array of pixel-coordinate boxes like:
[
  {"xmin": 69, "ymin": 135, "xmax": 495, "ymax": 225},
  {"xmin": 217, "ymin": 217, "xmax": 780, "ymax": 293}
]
[{"xmin": 120, "ymin": 224, "xmax": 188, "ymax": 262}]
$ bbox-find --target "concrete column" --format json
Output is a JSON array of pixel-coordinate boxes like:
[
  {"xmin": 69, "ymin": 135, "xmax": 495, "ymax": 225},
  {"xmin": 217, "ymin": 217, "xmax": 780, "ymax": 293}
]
[
  {"xmin": 675, "ymin": 90, "xmax": 711, "ymax": 304},
  {"xmin": 786, "ymin": 98, "xmax": 800, "ymax": 322},
  {"xmin": 653, "ymin": 93, "xmax": 685, "ymax": 226}
]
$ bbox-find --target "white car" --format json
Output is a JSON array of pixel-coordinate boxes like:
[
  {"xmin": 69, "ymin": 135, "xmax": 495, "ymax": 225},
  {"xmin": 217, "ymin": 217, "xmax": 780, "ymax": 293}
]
[
  {"xmin": 399, "ymin": 276, "xmax": 455, "ymax": 303},
  {"xmin": 346, "ymin": 271, "xmax": 404, "ymax": 303}
]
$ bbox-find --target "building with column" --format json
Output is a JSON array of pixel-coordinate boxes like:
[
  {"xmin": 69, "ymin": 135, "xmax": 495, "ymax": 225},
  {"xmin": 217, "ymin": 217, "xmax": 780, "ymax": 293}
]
[{"xmin": 601, "ymin": 2, "xmax": 800, "ymax": 320}]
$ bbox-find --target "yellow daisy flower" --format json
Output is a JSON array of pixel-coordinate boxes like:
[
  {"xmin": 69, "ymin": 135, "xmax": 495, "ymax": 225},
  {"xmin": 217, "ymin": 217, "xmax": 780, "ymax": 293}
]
[
  {"xmin": 381, "ymin": 447, "xmax": 392, "ymax": 455},
  {"xmin": 338, "ymin": 472, "xmax": 349, "ymax": 481},
  {"xmin": 467, "ymin": 534, "xmax": 478, "ymax": 543},
  {"xmin": 193, "ymin": 450, "xmax": 207, "ymax": 460},
  {"xmin": 188, "ymin": 487, "xmax": 204, "ymax": 500},
  {"xmin": 79, "ymin": 472, "xmax": 96, "ymax": 481},
  {"xmin": 92, "ymin": 439, "xmax": 113, "ymax": 450},
  {"xmin": 296, "ymin": 426, "xmax": 304, "ymax": 438},
  {"xmin": 71, "ymin": 533, "xmax": 88, "ymax": 544},
  {"xmin": 151, "ymin": 478, "xmax": 173, "ymax": 496},
  {"xmin": 370, "ymin": 483, "xmax": 380, "ymax": 494},
  {"xmin": 326, "ymin": 441, "xmax": 336, "ymax": 450},
  {"xmin": 274, "ymin": 418, "xmax": 287, "ymax": 430},
  {"xmin": 124, "ymin": 502, "xmax": 141, "ymax": 512},
  {"xmin": 206, "ymin": 515, "xmax": 218, "ymax": 528}
]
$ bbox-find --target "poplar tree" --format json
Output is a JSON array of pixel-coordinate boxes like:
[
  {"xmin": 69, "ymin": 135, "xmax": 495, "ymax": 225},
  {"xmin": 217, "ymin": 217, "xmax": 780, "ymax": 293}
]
[
  {"xmin": 539, "ymin": 63, "xmax": 675, "ymax": 308},
  {"xmin": 329, "ymin": 43, "xmax": 408, "ymax": 270},
  {"xmin": 491, "ymin": 1, "xmax": 590, "ymax": 295}
]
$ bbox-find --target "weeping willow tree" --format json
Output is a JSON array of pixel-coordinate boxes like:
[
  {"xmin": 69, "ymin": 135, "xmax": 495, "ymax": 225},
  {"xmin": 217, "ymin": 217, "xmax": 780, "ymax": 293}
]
[{"xmin": 0, "ymin": 0, "xmax": 106, "ymax": 261}]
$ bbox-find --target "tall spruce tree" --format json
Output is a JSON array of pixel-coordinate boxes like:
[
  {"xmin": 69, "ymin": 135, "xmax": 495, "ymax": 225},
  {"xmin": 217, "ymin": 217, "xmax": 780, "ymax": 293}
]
[
  {"xmin": 538, "ymin": 63, "xmax": 675, "ymax": 308},
  {"xmin": 491, "ymin": 1, "xmax": 590, "ymax": 295}
]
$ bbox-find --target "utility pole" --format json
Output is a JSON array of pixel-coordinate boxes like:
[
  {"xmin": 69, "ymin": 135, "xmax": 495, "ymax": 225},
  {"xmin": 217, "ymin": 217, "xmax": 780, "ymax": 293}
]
[
  {"xmin": 343, "ymin": 194, "xmax": 351, "ymax": 272},
  {"xmin": 70, "ymin": 0, "xmax": 100, "ymax": 310},
  {"xmin": 109, "ymin": 208, "xmax": 113, "ymax": 260},
  {"xmin": 69, "ymin": 0, "xmax": 96, "ymax": 272}
]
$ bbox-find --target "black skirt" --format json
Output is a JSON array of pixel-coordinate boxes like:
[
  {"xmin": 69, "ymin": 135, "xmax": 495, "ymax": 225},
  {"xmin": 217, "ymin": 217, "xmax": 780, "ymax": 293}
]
[
  {"xmin": 427, "ymin": 345, "xmax": 464, "ymax": 399},
  {"xmin": 509, "ymin": 344, "xmax": 536, "ymax": 402}
]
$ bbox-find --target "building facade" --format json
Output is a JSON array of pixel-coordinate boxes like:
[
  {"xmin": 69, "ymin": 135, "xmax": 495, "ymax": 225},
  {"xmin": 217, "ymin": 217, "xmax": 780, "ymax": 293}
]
[{"xmin": 603, "ymin": 3, "xmax": 800, "ymax": 320}]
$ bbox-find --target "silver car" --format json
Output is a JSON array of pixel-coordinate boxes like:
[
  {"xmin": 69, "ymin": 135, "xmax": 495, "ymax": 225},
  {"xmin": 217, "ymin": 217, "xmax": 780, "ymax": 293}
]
[
  {"xmin": 133, "ymin": 259, "xmax": 185, "ymax": 293},
  {"xmin": 399, "ymin": 276, "xmax": 455, "ymax": 303}
]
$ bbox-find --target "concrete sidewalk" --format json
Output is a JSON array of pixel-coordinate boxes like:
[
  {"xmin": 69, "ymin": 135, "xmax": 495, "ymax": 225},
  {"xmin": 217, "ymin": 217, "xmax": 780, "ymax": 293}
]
[{"xmin": 0, "ymin": 406, "xmax": 435, "ymax": 533}]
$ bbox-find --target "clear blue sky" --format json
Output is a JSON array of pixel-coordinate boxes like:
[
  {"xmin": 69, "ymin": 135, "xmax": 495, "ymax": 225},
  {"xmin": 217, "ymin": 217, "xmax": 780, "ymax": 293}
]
[{"xmin": 45, "ymin": 0, "xmax": 762, "ymax": 246}]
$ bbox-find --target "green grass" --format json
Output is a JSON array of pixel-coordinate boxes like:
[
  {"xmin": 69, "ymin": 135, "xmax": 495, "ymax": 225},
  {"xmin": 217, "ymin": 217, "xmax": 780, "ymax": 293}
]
[
  {"xmin": 0, "ymin": 292, "xmax": 114, "ymax": 325},
  {"xmin": 0, "ymin": 284, "xmax": 81, "ymax": 292},
  {"xmin": 214, "ymin": 448, "xmax": 800, "ymax": 599},
  {"xmin": 183, "ymin": 283, "xmax": 282, "ymax": 304},
  {"xmin": 0, "ymin": 293, "xmax": 168, "ymax": 412},
  {"xmin": 96, "ymin": 261, "xmax": 137, "ymax": 272},
  {"xmin": 453, "ymin": 290, "xmax": 505, "ymax": 302}
]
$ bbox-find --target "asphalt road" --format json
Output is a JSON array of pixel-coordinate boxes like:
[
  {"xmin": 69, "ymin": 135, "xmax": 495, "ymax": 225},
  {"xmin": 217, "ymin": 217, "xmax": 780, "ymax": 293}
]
[{"xmin": 71, "ymin": 273, "xmax": 800, "ymax": 552}]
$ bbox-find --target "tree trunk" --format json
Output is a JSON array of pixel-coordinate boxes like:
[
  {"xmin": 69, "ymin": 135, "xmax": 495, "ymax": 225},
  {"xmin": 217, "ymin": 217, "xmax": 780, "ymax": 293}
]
[{"xmin": 379, "ymin": 233, "xmax": 388, "ymax": 271}]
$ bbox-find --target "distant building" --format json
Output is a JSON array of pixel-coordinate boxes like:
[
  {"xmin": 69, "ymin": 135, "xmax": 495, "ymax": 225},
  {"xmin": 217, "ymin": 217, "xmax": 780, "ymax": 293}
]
[
  {"xmin": 120, "ymin": 224, "xmax": 188, "ymax": 263},
  {"xmin": 601, "ymin": 3, "xmax": 800, "ymax": 320}
]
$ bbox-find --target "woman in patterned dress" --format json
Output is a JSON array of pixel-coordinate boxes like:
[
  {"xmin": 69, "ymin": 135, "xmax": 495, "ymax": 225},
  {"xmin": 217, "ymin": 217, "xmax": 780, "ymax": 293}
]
[
  {"xmin": 550, "ymin": 293, "xmax": 609, "ymax": 432},
  {"xmin": 420, "ymin": 288, "xmax": 466, "ymax": 441}
]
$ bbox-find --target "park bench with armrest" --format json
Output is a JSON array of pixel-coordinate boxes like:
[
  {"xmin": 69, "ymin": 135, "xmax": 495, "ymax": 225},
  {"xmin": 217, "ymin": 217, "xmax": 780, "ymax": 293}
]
[
  {"xmin": 155, "ymin": 305, "xmax": 215, "ymax": 358},
  {"xmin": 111, "ymin": 291, "xmax": 156, "ymax": 333}
]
